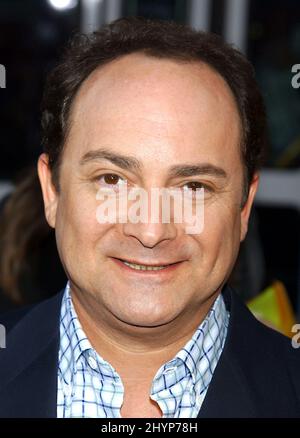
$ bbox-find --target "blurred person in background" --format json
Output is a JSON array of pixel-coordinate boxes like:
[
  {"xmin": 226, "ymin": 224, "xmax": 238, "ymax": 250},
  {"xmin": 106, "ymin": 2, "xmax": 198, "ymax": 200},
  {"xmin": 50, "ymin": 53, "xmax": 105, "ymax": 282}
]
[{"xmin": 0, "ymin": 166, "xmax": 66, "ymax": 311}]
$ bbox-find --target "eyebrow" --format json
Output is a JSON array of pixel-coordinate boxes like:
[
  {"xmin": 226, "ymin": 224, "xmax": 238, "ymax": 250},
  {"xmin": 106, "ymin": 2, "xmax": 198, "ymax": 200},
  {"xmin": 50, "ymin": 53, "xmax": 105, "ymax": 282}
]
[
  {"xmin": 80, "ymin": 148, "xmax": 141, "ymax": 172},
  {"xmin": 80, "ymin": 148, "xmax": 227, "ymax": 179},
  {"xmin": 168, "ymin": 164, "xmax": 228, "ymax": 179}
]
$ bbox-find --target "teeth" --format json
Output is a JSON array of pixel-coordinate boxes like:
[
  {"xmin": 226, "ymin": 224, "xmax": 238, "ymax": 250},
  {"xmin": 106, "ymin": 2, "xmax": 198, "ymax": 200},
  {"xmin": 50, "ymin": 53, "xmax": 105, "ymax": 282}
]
[{"xmin": 123, "ymin": 261, "xmax": 167, "ymax": 271}]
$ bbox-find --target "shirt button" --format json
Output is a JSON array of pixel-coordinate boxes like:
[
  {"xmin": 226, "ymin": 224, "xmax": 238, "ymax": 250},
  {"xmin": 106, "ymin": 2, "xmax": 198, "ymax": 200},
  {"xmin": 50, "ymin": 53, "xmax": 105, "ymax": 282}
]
[
  {"xmin": 88, "ymin": 355, "xmax": 98, "ymax": 370},
  {"xmin": 164, "ymin": 366, "xmax": 177, "ymax": 374}
]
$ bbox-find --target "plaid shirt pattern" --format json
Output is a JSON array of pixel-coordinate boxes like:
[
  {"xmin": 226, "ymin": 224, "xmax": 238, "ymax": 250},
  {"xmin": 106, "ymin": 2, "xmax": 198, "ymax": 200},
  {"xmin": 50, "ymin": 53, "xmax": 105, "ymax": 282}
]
[{"xmin": 57, "ymin": 283, "xmax": 229, "ymax": 418}]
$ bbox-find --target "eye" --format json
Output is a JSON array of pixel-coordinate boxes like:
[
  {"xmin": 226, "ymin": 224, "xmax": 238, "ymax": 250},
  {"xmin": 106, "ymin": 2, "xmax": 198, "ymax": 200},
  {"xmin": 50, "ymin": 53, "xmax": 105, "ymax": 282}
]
[
  {"xmin": 183, "ymin": 181, "xmax": 204, "ymax": 191},
  {"xmin": 182, "ymin": 181, "xmax": 211, "ymax": 199},
  {"xmin": 98, "ymin": 173, "xmax": 127, "ymax": 190}
]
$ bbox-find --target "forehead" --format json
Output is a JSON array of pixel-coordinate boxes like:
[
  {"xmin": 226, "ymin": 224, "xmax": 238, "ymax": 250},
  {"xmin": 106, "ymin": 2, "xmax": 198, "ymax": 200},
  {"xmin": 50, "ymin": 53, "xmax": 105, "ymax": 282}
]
[{"xmin": 66, "ymin": 53, "xmax": 241, "ymax": 169}]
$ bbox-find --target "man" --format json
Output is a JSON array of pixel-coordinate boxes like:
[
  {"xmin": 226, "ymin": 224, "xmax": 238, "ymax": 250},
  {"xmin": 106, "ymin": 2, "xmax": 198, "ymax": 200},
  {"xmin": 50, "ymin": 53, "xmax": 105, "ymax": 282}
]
[{"xmin": 0, "ymin": 17, "xmax": 299, "ymax": 418}]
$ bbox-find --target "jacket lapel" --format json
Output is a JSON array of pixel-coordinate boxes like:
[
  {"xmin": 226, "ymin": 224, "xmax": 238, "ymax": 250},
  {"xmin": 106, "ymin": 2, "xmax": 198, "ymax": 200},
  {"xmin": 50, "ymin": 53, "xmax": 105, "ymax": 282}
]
[
  {"xmin": 198, "ymin": 287, "xmax": 259, "ymax": 418},
  {"xmin": 0, "ymin": 291, "xmax": 63, "ymax": 418},
  {"xmin": 197, "ymin": 350, "xmax": 258, "ymax": 417}
]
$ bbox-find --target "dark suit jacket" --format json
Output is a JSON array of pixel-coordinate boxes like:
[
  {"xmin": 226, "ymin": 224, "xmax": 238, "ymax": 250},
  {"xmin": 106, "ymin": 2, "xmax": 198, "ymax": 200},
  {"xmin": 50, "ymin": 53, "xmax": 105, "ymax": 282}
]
[{"xmin": 0, "ymin": 286, "xmax": 299, "ymax": 418}]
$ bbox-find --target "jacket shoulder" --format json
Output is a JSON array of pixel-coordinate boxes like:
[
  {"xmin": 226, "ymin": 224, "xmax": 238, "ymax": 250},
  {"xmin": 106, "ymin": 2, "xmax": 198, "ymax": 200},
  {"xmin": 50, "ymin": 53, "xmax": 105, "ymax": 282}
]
[
  {"xmin": 222, "ymin": 287, "xmax": 300, "ymax": 416},
  {"xmin": 0, "ymin": 290, "xmax": 64, "ymax": 344},
  {"xmin": 0, "ymin": 303, "xmax": 38, "ymax": 333}
]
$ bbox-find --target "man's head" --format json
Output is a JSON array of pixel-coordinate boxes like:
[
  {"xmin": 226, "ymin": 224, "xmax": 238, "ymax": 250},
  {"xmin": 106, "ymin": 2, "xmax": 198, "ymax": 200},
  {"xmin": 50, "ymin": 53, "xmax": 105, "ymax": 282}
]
[{"xmin": 38, "ymin": 17, "xmax": 266, "ymax": 330}]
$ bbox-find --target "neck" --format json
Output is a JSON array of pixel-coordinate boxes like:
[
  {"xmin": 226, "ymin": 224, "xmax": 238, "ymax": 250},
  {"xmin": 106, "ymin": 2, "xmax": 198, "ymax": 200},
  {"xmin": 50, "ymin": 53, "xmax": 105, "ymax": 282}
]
[{"xmin": 70, "ymin": 286, "xmax": 219, "ymax": 379}]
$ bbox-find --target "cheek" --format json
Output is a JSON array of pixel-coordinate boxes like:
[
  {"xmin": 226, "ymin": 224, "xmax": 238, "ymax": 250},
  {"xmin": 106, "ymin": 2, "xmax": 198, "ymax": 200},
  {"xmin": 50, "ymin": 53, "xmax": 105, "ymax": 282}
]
[
  {"xmin": 55, "ymin": 189, "xmax": 107, "ymax": 255},
  {"xmin": 199, "ymin": 201, "xmax": 242, "ymax": 263}
]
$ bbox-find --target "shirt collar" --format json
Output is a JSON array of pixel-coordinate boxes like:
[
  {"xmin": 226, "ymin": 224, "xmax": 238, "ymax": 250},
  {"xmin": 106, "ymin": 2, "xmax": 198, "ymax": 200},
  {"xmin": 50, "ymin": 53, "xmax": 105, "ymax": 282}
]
[
  {"xmin": 176, "ymin": 292, "xmax": 229, "ymax": 383},
  {"xmin": 59, "ymin": 281, "xmax": 229, "ymax": 393},
  {"xmin": 59, "ymin": 283, "xmax": 119, "ymax": 386},
  {"xmin": 151, "ymin": 292, "xmax": 229, "ymax": 396}
]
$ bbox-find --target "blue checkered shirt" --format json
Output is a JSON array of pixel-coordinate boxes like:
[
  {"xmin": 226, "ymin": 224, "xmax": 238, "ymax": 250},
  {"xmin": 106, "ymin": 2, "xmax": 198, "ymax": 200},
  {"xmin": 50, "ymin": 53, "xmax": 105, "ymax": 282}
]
[{"xmin": 57, "ymin": 283, "xmax": 229, "ymax": 418}]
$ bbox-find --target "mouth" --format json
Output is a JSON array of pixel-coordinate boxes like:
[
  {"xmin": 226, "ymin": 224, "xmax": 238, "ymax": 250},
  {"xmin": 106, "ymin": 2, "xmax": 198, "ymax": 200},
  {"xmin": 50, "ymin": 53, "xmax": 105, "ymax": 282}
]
[{"xmin": 110, "ymin": 257, "xmax": 184, "ymax": 273}]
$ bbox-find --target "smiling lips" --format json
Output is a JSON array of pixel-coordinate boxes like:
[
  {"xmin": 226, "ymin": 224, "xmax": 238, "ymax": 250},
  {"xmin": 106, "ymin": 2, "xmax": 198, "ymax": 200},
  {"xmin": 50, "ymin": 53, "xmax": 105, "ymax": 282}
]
[
  {"xmin": 112, "ymin": 257, "xmax": 183, "ymax": 272},
  {"xmin": 122, "ymin": 261, "xmax": 167, "ymax": 271}
]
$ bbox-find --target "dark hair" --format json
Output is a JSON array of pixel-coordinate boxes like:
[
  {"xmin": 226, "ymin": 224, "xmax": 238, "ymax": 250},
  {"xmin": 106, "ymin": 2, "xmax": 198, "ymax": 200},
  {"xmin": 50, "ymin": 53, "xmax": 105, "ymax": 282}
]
[{"xmin": 41, "ymin": 16, "xmax": 266, "ymax": 202}]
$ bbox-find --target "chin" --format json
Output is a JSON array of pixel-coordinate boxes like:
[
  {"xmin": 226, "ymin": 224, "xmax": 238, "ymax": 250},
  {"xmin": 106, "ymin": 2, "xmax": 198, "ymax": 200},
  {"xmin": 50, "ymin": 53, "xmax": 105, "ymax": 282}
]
[{"xmin": 112, "ymin": 306, "xmax": 177, "ymax": 328}]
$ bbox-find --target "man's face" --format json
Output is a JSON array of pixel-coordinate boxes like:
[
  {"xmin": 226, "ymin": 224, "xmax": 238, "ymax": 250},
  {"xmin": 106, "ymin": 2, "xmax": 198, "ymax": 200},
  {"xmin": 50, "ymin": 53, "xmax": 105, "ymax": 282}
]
[{"xmin": 39, "ymin": 53, "xmax": 258, "ymax": 328}]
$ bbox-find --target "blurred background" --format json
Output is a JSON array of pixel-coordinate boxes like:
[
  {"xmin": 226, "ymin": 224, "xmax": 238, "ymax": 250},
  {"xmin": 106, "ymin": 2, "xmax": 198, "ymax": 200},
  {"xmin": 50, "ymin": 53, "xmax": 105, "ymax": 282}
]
[{"xmin": 0, "ymin": 0, "xmax": 299, "ymax": 335}]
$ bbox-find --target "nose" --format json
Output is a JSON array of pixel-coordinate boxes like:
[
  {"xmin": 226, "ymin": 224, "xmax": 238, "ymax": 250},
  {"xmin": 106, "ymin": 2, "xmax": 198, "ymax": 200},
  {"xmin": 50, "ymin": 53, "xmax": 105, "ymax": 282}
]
[
  {"xmin": 120, "ymin": 185, "xmax": 181, "ymax": 248},
  {"xmin": 122, "ymin": 221, "xmax": 177, "ymax": 248}
]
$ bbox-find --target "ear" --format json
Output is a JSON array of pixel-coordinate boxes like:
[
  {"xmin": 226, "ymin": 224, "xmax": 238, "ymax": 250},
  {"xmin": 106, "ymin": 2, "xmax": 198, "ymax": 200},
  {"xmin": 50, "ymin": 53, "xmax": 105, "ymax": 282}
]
[
  {"xmin": 240, "ymin": 173, "xmax": 259, "ymax": 242},
  {"xmin": 37, "ymin": 153, "xmax": 58, "ymax": 228}
]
